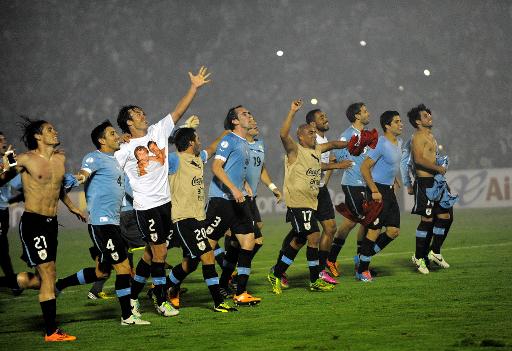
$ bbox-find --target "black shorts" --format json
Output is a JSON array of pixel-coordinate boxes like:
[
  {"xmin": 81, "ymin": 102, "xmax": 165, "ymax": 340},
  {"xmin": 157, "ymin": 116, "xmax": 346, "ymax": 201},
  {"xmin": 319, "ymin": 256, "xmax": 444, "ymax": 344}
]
[
  {"xmin": 120, "ymin": 210, "xmax": 146, "ymax": 248},
  {"xmin": 173, "ymin": 218, "xmax": 213, "ymax": 259},
  {"xmin": 246, "ymin": 196, "xmax": 262, "ymax": 239},
  {"xmin": 316, "ymin": 186, "xmax": 335, "ymax": 221},
  {"xmin": 286, "ymin": 207, "xmax": 320, "ymax": 238},
  {"xmin": 205, "ymin": 198, "xmax": 254, "ymax": 241},
  {"xmin": 366, "ymin": 183, "xmax": 400, "ymax": 230},
  {"xmin": 341, "ymin": 185, "xmax": 367, "ymax": 219},
  {"xmin": 18, "ymin": 212, "xmax": 58, "ymax": 267},
  {"xmin": 0, "ymin": 208, "xmax": 9, "ymax": 236},
  {"xmin": 411, "ymin": 177, "xmax": 450, "ymax": 218},
  {"xmin": 135, "ymin": 201, "xmax": 172, "ymax": 245},
  {"xmin": 88, "ymin": 224, "xmax": 128, "ymax": 265}
]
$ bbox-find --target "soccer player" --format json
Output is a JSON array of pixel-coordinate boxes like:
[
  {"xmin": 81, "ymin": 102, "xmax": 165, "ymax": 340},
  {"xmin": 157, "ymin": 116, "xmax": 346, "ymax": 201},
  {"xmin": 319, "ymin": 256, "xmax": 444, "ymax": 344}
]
[
  {"xmin": 115, "ymin": 66, "xmax": 210, "ymax": 317},
  {"xmin": 205, "ymin": 105, "xmax": 261, "ymax": 306},
  {"xmin": 9, "ymin": 117, "xmax": 85, "ymax": 341},
  {"xmin": 327, "ymin": 103, "xmax": 371, "ymax": 277},
  {"xmin": 165, "ymin": 123, "xmax": 237, "ymax": 312},
  {"xmin": 267, "ymin": 99, "xmax": 349, "ymax": 294},
  {"xmin": 407, "ymin": 104, "xmax": 453, "ymax": 273},
  {"xmin": 59, "ymin": 121, "xmax": 149, "ymax": 325},
  {"xmin": 244, "ymin": 116, "xmax": 282, "ymax": 259},
  {"xmin": 357, "ymin": 111, "xmax": 403, "ymax": 282}
]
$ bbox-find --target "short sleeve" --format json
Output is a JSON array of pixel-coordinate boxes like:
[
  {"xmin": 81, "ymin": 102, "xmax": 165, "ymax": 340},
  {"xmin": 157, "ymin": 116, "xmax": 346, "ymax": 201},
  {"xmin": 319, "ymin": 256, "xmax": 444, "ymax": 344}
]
[
  {"xmin": 200, "ymin": 150, "xmax": 208, "ymax": 163},
  {"xmin": 81, "ymin": 153, "xmax": 100, "ymax": 174},
  {"xmin": 114, "ymin": 147, "xmax": 130, "ymax": 170},
  {"xmin": 151, "ymin": 114, "xmax": 176, "ymax": 139},
  {"xmin": 367, "ymin": 137, "xmax": 383, "ymax": 161},
  {"xmin": 168, "ymin": 152, "xmax": 180, "ymax": 175},
  {"xmin": 214, "ymin": 136, "xmax": 232, "ymax": 162}
]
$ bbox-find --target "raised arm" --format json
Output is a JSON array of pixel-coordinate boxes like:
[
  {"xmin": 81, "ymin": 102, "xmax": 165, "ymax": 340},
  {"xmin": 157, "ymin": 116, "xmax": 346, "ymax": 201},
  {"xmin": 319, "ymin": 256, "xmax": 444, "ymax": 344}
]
[
  {"xmin": 171, "ymin": 66, "xmax": 211, "ymax": 124},
  {"xmin": 322, "ymin": 159, "xmax": 353, "ymax": 171},
  {"xmin": 204, "ymin": 130, "xmax": 230, "ymax": 160},
  {"xmin": 320, "ymin": 140, "xmax": 348, "ymax": 153},
  {"xmin": 361, "ymin": 157, "xmax": 381, "ymax": 202},
  {"xmin": 280, "ymin": 99, "xmax": 303, "ymax": 157},
  {"xmin": 411, "ymin": 134, "xmax": 446, "ymax": 175},
  {"xmin": 211, "ymin": 158, "xmax": 244, "ymax": 203}
]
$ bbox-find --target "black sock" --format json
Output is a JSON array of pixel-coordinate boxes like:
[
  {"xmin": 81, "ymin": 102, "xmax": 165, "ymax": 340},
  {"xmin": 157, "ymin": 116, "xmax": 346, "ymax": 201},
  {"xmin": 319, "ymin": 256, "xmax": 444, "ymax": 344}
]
[
  {"xmin": 40, "ymin": 299, "xmax": 57, "ymax": 336},
  {"xmin": 131, "ymin": 259, "xmax": 150, "ymax": 300},
  {"xmin": 432, "ymin": 217, "xmax": 452, "ymax": 254},
  {"xmin": 235, "ymin": 249, "xmax": 253, "ymax": 295},
  {"xmin": 151, "ymin": 262, "xmax": 166, "ymax": 305},
  {"xmin": 328, "ymin": 237, "xmax": 345, "ymax": 262},
  {"xmin": 220, "ymin": 244, "xmax": 239, "ymax": 288},
  {"xmin": 115, "ymin": 274, "xmax": 132, "ymax": 319},
  {"xmin": 168, "ymin": 263, "xmax": 190, "ymax": 287},
  {"xmin": 56, "ymin": 267, "xmax": 98, "ymax": 292},
  {"xmin": 274, "ymin": 244, "xmax": 299, "ymax": 278},
  {"xmin": 127, "ymin": 252, "xmax": 134, "ymax": 269},
  {"xmin": 356, "ymin": 240, "xmax": 363, "ymax": 255},
  {"xmin": 277, "ymin": 230, "xmax": 296, "ymax": 263},
  {"xmin": 374, "ymin": 232, "xmax": 394, "ymax": 253},
  {"xmin": 203, "ymin": 264, "xmax": 223, "ymax": 306},
  {"xmin": 89, "ymin": 278, "xmax": 107, "ymax": 295},
  {"xmin": 306, "ymin": 246, "xmax": 320, "ymax": 283},
  {"xmin": 358, "ymin": 238, "xmax": 376, "ymax": 274},
  {"xmin": 251, "ymin": 243, "xmax": 263, "ymax": 260},
  {"xmin": 318, "ymin": 250, "xmax": 328, "ymax": 271},
  {"xmin": 415, "ymin": 221, "xmax": 433, "ymax": 259},
  {"xmin": 213, "ymin": 244, "xmax": 225, "ymax": 268}
]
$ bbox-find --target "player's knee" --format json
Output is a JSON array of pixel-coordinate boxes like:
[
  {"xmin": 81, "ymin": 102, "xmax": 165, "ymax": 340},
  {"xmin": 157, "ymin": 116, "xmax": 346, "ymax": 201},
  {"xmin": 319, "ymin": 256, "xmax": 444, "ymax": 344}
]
[
  {"xmin": 292, "ymin": 235, "xmax": 307, "ymax": 247},
  {"xmin": 306, "ymin": 233, "xmax": 320, "ymax": 247},
  {"xmin": 421, "ymin": 216, "xmax": 433, "ymax": 222},
  {"xmin": 200, "ymin": 251, "xmax": 215, "ymax": 265},
  {"xmin": 255, "ymin": 237, "xmax": 263, "ymax": 245},
  {"xmin": 387, "ymin": 228, "xmax": 400, "ymax": 239}
]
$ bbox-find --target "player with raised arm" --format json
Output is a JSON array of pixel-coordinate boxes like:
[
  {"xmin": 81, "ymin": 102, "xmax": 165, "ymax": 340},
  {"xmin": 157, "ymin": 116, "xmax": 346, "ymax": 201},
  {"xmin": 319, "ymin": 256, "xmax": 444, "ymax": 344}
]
[
  {"xmin": 115, "ymin": 67, "xmax": 210, "ymax": 317},
  {"xmin": 267, "ymin": 99, "xmax": 350, "ymax": 294}
]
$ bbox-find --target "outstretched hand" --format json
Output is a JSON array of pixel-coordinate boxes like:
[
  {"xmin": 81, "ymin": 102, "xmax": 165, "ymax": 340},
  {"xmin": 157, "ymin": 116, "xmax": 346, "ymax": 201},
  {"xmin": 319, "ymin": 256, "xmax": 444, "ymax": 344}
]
[
  {"xmin": 290, "ymin": 99, "xmax": 303, "ymax": 113},
  {"xmin": 184, "ymin": 115, "xmax": 200, "ymax": 129},
  {"xmin": 70, "ymin": 207, "xmax": 87, "ymax": 222},
  {"xmin": 189, "ymin": 66, "xmax": 211, "ymax": 88}
]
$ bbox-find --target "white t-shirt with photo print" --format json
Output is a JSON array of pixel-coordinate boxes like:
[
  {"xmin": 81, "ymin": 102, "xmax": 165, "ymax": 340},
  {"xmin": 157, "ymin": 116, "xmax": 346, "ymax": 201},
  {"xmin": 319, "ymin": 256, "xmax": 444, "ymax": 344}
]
[{"xmin": 115, "ymin": 114, "xmax": 175, "ymax": 210}]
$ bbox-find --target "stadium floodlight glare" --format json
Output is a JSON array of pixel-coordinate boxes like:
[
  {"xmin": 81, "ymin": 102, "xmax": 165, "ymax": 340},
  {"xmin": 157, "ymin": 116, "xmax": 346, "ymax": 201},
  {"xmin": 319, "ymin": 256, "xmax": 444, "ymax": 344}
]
[
  {"xmin": 398, "ymin": 85, "xmax": 404, "ymax": 91},
  {"xmin": 276, "ymin": 50, "xmax": 284, "ymax": 56},
  {"xmin": 424, "ymin": 69, "xmax": 431, "ymax": 76},
  {"xmin": 360, "ymin": 40, "xmax": 367, "ymax": 46},
  {"xmin": 311, "ymin": 98, "xmax": 318, "ymax": 105}
]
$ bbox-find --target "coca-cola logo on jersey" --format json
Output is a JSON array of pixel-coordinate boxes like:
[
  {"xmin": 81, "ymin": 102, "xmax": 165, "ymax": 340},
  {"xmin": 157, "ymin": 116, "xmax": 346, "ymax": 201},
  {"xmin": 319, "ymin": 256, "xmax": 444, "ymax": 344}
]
[
  {"xmin": 191, "ymin": 176, "xmax": 203, "ymax": 186},
  {"xmin": 306, "ymin": 168, "xmax": 321, "ymax": 177}
]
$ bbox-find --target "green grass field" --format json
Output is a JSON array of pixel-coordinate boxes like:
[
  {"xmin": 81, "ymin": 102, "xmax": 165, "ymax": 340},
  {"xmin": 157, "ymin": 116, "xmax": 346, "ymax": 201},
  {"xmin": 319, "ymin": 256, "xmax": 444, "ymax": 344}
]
[{"xmin": 1, "ymin": 208, "xmax": 511, "ymax": 350}]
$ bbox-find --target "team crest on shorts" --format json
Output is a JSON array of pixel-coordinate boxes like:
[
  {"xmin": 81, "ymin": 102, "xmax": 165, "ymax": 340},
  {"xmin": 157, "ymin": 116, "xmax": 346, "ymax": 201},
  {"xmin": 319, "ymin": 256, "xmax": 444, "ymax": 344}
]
[
  {"xmin": 111, "ymin": 252, "xmax": 119, "ymax": 261},
  {"xmin": 304, "ymin": 222, "xmax": 311, "ymax": 230},
  {"xmin": 197, "ymin": 241, "xmax": 206, "ymax": 251},
  {"xmin": 373, "ymin": 218, "xmax": 380, "ymax": 226},
  {"xmin": 38, "ymin": 249, "xmax": 47, "ymax": 260},
  {"xmin": 426, "ymin": 208, "xmax": 432, "ymax": 216},
  {"xmin": 150, "ymin": 233, "xmax": 158, "ymax": 242}
]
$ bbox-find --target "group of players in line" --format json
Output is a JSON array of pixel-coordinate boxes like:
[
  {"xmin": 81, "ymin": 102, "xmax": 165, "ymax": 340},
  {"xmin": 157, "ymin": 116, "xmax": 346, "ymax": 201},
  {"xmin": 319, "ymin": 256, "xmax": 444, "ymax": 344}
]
[{"xmin": 0, "ymin": 66, "xmax": 456, "ymax": 342}]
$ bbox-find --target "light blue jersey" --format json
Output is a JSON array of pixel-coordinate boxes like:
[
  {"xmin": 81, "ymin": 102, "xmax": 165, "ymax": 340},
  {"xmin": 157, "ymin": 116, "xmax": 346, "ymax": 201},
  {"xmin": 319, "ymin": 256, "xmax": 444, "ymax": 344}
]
[
  {"xmin": 208, "ymin": 132, "xmax": 249, "ymax": 200},
  {"xmin": 246, "ymin": 139, "xmax": 265, "ymax": 195},
  {"xmin": 82, "ymin": 150, "xmax": 124, "ymax": 225},
  {"xmin": 400, "ymin": 138, "xmax": 413, "ymax": 188},
  {"xmin": 367, "ymin": 136, "xmax": 402, "ymax": 186},
  {"xmin": 0, "ymin": 176, "xmax": 17, "ymax": 209},
  {"xmin": 333, "ymin": 126, "xmax": 368, "ymax": 186},
  {"xmin": 121, "ymin": 174, "xmax": 134, "ymax": 212}
]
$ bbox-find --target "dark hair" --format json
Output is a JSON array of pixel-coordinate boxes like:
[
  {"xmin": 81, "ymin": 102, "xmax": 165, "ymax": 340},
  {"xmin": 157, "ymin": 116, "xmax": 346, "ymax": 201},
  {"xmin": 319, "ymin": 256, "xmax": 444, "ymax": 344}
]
[
  {"xmin": 91, "ymin": 120, "xmax": 113, "ymax": 150},
  {"xmin": 346, "ymin": 102, "xmax": 365, "ymax": 123},
  {"xmin": 117, "ymin": 105, "xmax": 141, "ymax": 134},
  {"xmin": 18, "ymin": 116, "xmax": 48, "ymax": 150},
  {"xmin": 147, "ymin": 140, "xmax": 157, "ymax": 148},
  {"xmin": 380, "ymin": 111, "xmax": 400, "ymax": 131},
  {"xmin": 224, "ymin": 105, "xmax": 243, "ymax": 130},
  {"xmin": 172, "ymin": 127, "xmax": 197, "ymax": 152},
  {"xmin": 305, "ymin": 109, "xmax": 321, "ymax": 124},
  {"xmin": 407, "ymin": 104, "xmax": 431, "ymax": 129}
]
